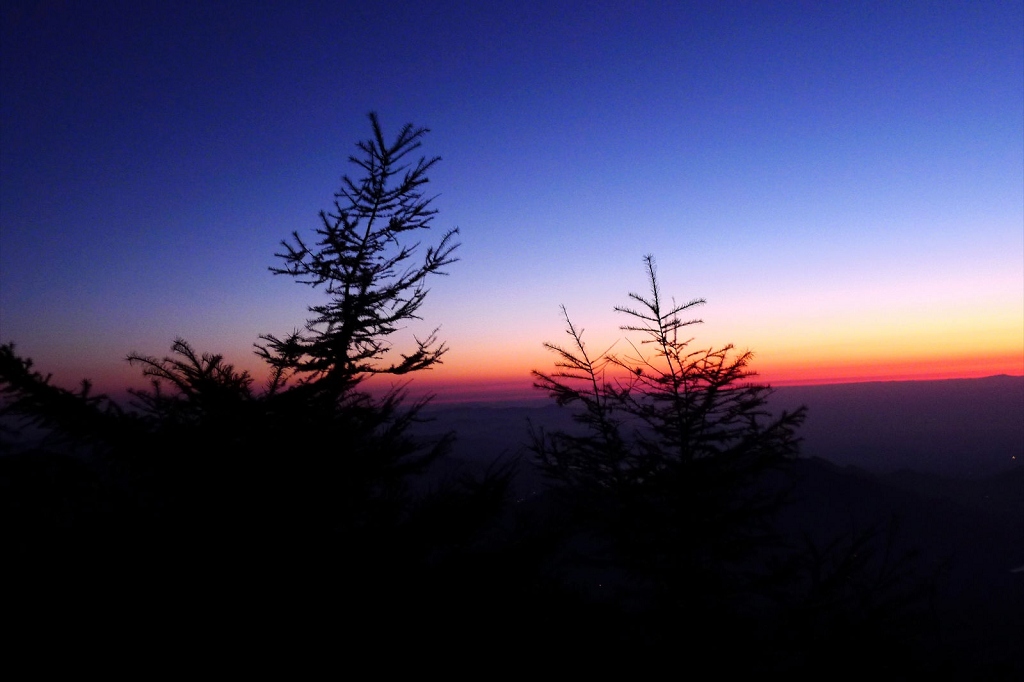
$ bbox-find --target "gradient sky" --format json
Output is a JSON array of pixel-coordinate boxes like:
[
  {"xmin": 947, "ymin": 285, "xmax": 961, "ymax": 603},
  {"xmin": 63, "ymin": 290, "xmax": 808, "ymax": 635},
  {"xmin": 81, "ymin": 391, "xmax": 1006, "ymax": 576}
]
[{"xmin": 2, "ymin": 1, "xmax": 1022, "ymax": 403}]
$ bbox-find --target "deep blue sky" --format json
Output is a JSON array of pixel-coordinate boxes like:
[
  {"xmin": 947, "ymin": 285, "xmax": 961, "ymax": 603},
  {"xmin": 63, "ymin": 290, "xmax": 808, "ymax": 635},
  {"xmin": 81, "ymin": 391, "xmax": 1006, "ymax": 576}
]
[{"xmin": 2, "ymin": 1, "xmax": 1022, "ymax": 399}]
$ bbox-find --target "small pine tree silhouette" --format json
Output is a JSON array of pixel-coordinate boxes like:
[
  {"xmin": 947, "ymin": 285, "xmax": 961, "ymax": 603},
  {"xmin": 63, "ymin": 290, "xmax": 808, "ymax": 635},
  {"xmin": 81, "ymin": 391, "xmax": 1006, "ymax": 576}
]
[{"xmin": 531, "ymin": 254, "xmax": 807, "ymax": 653}]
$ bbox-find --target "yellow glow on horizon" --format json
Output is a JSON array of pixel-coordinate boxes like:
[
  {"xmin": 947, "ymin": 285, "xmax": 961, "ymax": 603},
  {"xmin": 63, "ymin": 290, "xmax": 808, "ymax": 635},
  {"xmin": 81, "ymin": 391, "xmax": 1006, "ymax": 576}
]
[
  {"xmin": 410, "ymin": 347, "xmax": 1023, "ymax": 397},
  {"xmin": 80, "ymin": 302, "xmax": 1021, "ymax": 401}
]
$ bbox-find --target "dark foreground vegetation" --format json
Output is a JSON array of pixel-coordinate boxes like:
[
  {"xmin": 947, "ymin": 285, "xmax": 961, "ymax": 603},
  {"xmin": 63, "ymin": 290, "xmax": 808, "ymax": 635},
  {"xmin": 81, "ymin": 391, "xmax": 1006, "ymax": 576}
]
[{"xmin": 3, "ymin": 116, "xmax": 1021, "ymax": 677}]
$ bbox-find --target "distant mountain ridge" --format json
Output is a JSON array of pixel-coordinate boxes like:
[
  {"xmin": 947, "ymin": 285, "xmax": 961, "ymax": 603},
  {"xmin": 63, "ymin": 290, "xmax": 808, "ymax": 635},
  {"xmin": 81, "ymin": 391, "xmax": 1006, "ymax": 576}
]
[
  {"xmin": 416, "ymin": 374, "xmax": 1023, "ymax": 481},
  {"xmin": 767, "ymin": 374, "xmax": 1023, "ymax": 478}
]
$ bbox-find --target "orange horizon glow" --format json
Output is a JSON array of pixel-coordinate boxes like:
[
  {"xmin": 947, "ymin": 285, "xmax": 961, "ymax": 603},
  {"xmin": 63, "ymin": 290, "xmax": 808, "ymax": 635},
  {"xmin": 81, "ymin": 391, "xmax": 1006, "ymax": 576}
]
[
  {"xmin": 393, "ymin": 351, "xmax": 1024, "ymax": 403},
  {"xmin": 751, "ymin": 350, "xmax": 1024, "ymax": 386},
  {"xmin": 49, "ymin": 345, "xmax": 1023, "ymax": 405}
]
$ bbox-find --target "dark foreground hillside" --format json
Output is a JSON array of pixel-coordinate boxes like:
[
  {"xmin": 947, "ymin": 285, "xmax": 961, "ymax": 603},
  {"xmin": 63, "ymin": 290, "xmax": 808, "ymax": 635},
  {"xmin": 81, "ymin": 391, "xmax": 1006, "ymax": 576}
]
[
  {"xmin": 771, "ymin": 457, "xmax": 1023, "ymax": 676},
  {"xmin": 407, "ymin": 375, "xmax": 1023, "ymax": 674},
  {"xmin": 2, "ymin": 376, "xmax": 1021, "ymax": 675}
]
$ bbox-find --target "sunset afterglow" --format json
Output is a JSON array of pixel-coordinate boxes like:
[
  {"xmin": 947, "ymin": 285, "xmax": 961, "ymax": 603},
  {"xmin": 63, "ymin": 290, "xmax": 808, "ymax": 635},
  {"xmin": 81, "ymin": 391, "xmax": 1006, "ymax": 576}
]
[{"xmin": 2, "ymin": 2, "xmax": 1021, "ymax": 403}]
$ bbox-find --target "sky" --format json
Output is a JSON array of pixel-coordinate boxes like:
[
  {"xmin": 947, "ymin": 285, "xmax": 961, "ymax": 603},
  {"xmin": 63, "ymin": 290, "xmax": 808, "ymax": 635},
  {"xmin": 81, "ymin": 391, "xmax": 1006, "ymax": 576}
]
[{"xmin": 2, "ymin": 1, "xmax": 1022, "ymax": 403}]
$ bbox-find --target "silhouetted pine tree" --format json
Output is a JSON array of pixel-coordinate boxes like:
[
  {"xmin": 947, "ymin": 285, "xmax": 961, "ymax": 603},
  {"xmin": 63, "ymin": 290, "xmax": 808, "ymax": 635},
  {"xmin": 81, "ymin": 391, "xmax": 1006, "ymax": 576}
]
[
  {"xmin": 530, "ymin": 255, "xmax": 807, "ymax": 658},
  {"xmin": 0, "ymin": 116, "xmax": 513, "ymax": 632},
  {"xmin": 246, "ymin": 114, "xmax": 469, "ymax": 552}
]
